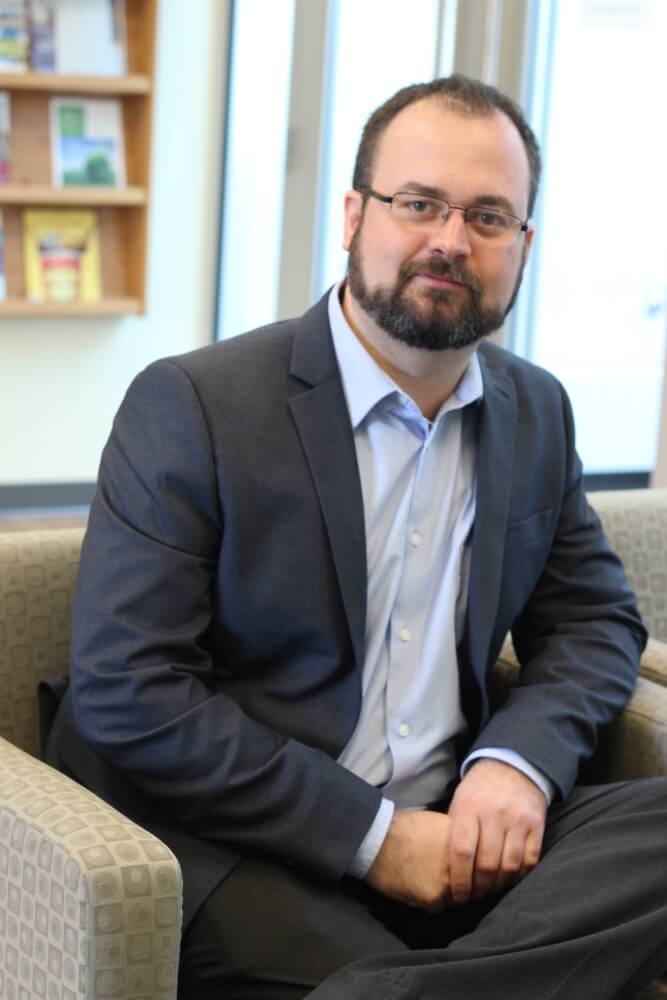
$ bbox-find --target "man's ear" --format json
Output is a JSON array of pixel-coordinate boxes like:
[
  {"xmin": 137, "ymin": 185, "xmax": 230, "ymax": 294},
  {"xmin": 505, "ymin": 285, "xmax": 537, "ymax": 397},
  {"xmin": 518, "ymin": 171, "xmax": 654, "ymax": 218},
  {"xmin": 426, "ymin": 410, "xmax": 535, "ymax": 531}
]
[
  {"xmin": 523, "ymin": 223, "xmax": 536, "ymax": 265},
  {"xmin": 343, "ymin": 189, "xmax": 363, "ymax": 251}
]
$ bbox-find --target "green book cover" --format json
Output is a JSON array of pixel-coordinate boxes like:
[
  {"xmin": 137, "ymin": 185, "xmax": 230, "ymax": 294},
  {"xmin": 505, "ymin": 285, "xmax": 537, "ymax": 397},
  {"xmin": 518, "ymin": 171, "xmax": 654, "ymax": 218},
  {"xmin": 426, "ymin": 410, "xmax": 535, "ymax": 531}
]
[{"xmin": 50, "ymin": 97, "xmax": 126, "ymax": 188}]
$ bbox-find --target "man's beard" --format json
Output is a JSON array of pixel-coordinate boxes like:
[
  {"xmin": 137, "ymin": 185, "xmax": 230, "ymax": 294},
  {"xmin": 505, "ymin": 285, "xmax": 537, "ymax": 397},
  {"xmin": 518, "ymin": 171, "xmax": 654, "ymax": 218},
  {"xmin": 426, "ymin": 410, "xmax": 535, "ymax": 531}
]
[{"xmin": 347, "ymin": 231, "xmax": 524, "ymax": 352}]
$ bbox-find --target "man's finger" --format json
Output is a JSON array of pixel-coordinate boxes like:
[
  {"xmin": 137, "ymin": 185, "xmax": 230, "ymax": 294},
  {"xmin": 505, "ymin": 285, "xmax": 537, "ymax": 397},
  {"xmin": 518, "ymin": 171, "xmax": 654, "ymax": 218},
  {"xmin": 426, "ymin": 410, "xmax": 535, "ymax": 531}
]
[
  {"xmin": 522, "ymin": 824, "xmax": 545, "ymax": 870},
  {"xmin": 448, "ymin": 814, "xmax": 480, "ymax": 904},
  {"xmin": 470, "ymin": 819, "xmax": 506, "ymax": 899},
  {"xmin": 491, "ymin": 826, "xmax": 528, "ymax": 893},
  {"xmin": 496, "ymin": 821, "xmax": 545, "ymax": 893}
]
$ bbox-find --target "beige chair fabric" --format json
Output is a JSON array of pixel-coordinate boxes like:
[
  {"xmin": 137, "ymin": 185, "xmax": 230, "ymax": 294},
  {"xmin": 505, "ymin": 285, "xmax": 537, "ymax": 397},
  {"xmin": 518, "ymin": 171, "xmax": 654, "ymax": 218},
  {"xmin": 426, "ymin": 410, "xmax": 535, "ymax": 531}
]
[
  {"xmin": 0, "ymin": 529, "xmax": 182, "ymax": 1000},
  {"xmin": 593, "ymin": 490, "xmax": 667, "ymax": 778},
  {"xmin": 1, "ymin": 492, "xmax": 667, "ymax": 997},
  {"xmin": 0, "ymin": 529, "xmax": 83, "ymax": 759},
  {"xmin": 591, "ymin": 488, "xmax": 667, "ymax": 642}
]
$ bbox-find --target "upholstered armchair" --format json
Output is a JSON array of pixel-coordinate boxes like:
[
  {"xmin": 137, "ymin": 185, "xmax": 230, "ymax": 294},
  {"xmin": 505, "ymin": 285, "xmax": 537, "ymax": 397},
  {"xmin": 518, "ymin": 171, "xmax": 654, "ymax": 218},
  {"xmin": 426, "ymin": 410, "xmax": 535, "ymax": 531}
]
[
  {"xmin": 0, "ymin": 528, "xmax": 182, "ymax": 1000},
  {"xmin": 1, "ymin": 490, "xmax": 666, "ymax": 999}
]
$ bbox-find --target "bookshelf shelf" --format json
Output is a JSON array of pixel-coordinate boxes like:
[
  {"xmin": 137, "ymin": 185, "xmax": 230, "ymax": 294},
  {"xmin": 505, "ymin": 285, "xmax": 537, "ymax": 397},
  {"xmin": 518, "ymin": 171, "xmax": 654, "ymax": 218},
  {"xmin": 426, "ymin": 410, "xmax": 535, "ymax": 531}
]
[
  {"xmin": 0, "ymin": 185, "xmax": 147, "ymax": 206},
  {"xmin": 0, "ymin": 298, "xmax": 142, "ymax": 317},
  {"xmin": 0, "ymin": 72, "xmax": 151, "ymax": 96},
  {"xmin": 0, "ymin": 0, "xmax": 157, "ymax": 316}
]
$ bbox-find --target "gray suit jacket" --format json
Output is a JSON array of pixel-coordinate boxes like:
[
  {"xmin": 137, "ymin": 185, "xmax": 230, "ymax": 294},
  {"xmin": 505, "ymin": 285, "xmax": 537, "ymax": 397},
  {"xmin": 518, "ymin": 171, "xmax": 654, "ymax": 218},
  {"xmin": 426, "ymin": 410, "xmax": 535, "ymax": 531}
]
[{"xmin": 46, "ymin": 293, "xmax": 645, "ymax": 925}]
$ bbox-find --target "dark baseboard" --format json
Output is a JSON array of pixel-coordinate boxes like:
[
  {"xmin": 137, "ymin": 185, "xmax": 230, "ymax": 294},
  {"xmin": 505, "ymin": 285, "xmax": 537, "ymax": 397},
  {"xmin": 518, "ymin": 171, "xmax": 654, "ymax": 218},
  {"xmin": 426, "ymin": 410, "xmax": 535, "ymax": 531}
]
[
  {"xmin": 0, "ymin": 482, "xmax": 96, "ymax": 511},
  {"xmin": 584, "ymin": 472, "xmax": 650, "ymax": 492}
]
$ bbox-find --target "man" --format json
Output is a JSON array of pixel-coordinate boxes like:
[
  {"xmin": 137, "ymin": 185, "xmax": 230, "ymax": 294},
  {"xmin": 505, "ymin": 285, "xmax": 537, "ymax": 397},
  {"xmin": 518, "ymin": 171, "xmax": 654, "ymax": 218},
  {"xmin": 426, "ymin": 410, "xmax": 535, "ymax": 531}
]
[{"xmin": 47, "ymin": 75, "xmax": 667, "ymax": 998}]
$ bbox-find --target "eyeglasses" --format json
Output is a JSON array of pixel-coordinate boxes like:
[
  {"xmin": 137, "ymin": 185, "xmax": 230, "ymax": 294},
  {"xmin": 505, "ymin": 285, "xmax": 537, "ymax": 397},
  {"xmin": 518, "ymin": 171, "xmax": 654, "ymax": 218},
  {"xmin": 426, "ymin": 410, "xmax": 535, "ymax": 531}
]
[{"xmin": 357, "ymin": 186, "xmax": 529, "ymax": 247}]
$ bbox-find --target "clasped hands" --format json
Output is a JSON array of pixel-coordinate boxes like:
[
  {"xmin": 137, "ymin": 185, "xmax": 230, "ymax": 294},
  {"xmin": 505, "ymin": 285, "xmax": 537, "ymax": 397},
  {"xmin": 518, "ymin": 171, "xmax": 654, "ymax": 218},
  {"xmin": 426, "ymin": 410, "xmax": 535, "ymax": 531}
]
[{"xmin": 365, "ymin": 759, "xmax": 547, "ymax": 913}]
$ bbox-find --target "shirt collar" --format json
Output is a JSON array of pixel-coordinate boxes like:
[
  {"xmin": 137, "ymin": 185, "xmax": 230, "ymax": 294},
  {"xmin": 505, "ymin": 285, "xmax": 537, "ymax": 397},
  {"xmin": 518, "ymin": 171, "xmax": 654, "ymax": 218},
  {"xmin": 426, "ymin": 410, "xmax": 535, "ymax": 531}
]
[{"xmin": 328, "ymin": 282, "xmax": 483, "ymax": 430}]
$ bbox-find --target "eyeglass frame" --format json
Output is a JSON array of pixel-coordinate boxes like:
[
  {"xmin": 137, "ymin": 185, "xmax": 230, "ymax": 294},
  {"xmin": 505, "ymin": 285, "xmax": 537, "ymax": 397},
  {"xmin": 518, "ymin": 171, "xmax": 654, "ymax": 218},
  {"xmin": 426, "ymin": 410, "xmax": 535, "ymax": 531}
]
[{"xmin": 355, "ymin": 185, "xmax": 530, "ymax": 244}]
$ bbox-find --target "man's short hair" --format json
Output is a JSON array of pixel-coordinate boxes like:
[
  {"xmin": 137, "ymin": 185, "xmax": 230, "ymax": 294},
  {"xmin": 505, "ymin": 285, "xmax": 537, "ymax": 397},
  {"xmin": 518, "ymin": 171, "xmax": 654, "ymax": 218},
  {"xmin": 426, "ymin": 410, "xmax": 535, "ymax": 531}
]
[{"xmin": 352, "ymin": 74, "xmax": 542, "ymax": 218}]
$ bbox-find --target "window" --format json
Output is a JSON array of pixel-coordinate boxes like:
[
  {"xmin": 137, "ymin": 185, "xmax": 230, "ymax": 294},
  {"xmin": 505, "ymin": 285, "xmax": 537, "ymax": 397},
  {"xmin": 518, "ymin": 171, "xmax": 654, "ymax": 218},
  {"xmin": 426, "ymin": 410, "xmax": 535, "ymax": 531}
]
[
  {"xmin": 216, "ymin": 0, "xmax": 455, "ymax": 339},
  {"xmin": 517, "ymin": 0, "xmax": 667, "ymax": 474},
  {"xmin": 215, "ymin": 0, "xmax": 295, "ymax": 340},
  {"xmin": 315, "ymin": 0, "xmax": 446, "ymax": 295},
  {"xmin": 215, "ymin": 0, "xmax": 667, "ymax": 482}
]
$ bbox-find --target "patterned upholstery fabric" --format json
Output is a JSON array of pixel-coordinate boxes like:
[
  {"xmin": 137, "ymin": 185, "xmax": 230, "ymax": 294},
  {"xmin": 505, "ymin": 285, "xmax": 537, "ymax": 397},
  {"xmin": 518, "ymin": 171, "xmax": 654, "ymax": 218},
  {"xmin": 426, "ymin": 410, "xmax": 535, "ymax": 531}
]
[
  {"xmin": 0, "ymin": 529, "xmax": 84, "ymax": 759},
  {"xmin": 591, "ymin": 488, "xmax": 667, "ymax": 642},
  {"xmin": 0, "ymin": 529, "xmax": 182, "ymax": 999},
  {"xmin": 1, "ymin": 495, "xmax": 666, "ymax": 998}
]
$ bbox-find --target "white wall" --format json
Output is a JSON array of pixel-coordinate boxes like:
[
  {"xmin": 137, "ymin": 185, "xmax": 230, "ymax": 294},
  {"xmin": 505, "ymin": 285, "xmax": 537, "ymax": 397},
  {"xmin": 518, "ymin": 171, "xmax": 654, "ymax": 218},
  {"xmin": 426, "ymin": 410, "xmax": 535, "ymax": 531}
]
[{"xmin": 0, "ymin": 0, "xmax": 230, "ymax": 485}]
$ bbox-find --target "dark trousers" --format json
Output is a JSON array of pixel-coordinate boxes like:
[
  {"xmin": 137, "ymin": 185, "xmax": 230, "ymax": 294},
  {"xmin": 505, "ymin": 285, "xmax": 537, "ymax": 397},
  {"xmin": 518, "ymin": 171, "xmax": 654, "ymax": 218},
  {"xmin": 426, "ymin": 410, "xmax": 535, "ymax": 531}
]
[{"xmin": 178, "ymin": 779, "xmax": 667, "ymax": 1000}]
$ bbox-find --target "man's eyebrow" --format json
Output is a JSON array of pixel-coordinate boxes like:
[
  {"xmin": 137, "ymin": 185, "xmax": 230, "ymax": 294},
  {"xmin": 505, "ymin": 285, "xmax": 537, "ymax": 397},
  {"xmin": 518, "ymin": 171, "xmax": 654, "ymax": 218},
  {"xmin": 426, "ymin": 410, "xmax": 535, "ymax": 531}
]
[
  {"xmin": 472, "ymin": 193, "xmax": 521, "ymax": 215},
  {"xmin": 398, "ymin": 181, "xmax": 520, "ymax": 216},
  {"xmin": 398, "ymin": 181, "xmax": 448, "ymax": 199}
]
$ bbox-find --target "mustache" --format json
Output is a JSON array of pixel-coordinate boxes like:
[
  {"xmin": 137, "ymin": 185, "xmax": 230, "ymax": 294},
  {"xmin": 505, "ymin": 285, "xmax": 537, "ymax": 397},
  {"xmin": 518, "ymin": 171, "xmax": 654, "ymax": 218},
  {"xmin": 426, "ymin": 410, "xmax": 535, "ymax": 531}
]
[{"xmin": 398, "ymin": 257, "xmax": 485, "ymax": 296}]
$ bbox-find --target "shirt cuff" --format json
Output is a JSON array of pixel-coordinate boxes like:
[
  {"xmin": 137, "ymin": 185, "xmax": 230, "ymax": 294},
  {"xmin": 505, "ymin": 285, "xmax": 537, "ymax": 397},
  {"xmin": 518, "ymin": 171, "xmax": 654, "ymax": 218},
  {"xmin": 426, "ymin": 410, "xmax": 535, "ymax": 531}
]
[
  {"xmin": 461, "ymin": 748, "xmax": 556, "ymax": 805},
  {"xmin": 346, "ymin": 797, "xmax": 395, "ymax": 879}
]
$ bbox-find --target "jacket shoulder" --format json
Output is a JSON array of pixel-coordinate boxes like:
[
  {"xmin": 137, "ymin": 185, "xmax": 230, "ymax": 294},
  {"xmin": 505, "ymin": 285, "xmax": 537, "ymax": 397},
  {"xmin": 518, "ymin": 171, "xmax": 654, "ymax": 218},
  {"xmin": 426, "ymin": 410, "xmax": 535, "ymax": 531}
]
[
  {"xmin": 479, "ymin": 340, "xmax": 560, "ymax": 387},
  {"xmin": 143, "ymin": 292, "xmax": 332, "ymax": 396},
  {"xmin": 478, "ymin": 340, "xmax": 567, "ymax": 408},
  {"xmin": 161, "ymin": 316, "xmax": 297, "ymax": 383}
]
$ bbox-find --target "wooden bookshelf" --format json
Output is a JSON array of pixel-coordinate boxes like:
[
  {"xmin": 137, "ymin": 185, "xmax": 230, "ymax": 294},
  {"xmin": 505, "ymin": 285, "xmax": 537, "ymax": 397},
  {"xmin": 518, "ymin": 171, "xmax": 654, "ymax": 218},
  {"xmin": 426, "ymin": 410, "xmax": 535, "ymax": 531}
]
[
  {"xmin": 0, "ymin": 0, "xmax": 157, "ymax": 315},
  {"xmin": 0, "ymin": 185, "xmax": 146, "ymax": 206},
  {"xmin": 0, "ymin": 298, "xmax": 142, "ymax": 317},
  {"xmin": 0, "ymin": 72, "xmax": 151, "ymax": 96}
]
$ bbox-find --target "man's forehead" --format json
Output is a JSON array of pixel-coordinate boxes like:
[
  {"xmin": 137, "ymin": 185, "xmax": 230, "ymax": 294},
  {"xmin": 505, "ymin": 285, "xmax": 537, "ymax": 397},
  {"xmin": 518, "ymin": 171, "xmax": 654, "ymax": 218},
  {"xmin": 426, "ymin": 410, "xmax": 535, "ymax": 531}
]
[
  {"xmin": 372, "ymin": 99, "xmax": 531, "ymax": 209},
  {"xmin": 378, "ymin": 97, "xmax": 509, "ymax": 144}
]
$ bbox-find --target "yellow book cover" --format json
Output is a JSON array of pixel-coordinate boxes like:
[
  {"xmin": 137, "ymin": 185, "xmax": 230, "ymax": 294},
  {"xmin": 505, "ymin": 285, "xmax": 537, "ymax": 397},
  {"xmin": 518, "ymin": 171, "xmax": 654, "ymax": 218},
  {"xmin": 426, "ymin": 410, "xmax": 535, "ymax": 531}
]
[{"xmin": 23, "ymin": 209, "xmax": 101, "ymax": 303}]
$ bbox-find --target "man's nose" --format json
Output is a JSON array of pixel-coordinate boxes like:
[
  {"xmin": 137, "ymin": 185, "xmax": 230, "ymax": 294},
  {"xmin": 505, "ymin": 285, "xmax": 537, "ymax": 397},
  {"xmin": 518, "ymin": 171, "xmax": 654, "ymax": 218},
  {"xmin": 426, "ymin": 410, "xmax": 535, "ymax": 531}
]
[{"xmin": 426, "ymin": 208, "xmax": 472, "ymax": 258}]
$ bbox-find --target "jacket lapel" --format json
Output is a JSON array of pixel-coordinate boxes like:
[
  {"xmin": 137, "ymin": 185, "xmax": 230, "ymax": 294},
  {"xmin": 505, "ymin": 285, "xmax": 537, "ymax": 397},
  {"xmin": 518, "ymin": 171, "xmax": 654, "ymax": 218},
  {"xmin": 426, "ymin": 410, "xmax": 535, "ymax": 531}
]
[
  {"xmin": 284, "ymin": 301, "xmax": 518, "ymax": 703},
  {"xmin": 287, "ymin": 298, "xmax": 367, "ymax": 671},
  {"xmin": 465, "ymin": 348, "xmax": 517, "ymax": 689}
]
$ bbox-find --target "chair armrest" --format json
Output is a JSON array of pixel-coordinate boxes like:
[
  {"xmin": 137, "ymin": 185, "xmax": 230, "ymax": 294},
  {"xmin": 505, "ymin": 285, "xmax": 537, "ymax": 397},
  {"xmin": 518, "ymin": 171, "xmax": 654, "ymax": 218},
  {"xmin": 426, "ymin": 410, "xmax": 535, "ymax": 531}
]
[
  {"xmin": 494, "ymin": 634, "xmax": 667, "ymax": 687},
  {"xmin": 598, "ymin": 675, "xmax": 667, "ymax": 781},
  {"xmin": 639, "ymin": 637, "xmax": 667, "ymax": 687},
  {"xmin": 492, "ymin": 637, "xmax": 667, "ymax": 782},
  {"xmin": 0, "ymin": 737, "xmax": 182, "ymax": 1000},
  {"xmin": 492, "ymin": 634, "xmax": 521, "ymax": 686}
]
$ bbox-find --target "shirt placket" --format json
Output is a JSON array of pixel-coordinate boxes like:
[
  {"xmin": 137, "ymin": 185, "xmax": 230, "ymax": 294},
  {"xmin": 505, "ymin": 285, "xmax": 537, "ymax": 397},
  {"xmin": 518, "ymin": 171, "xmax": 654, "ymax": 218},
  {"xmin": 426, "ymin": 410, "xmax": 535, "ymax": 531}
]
[
  {"xmin": 384, "ymin": 409, "xmax": 463, "ymax": 793},
  {"xmin": 384, "ymin": 411, "xmax": 434, "ymax": 780}
]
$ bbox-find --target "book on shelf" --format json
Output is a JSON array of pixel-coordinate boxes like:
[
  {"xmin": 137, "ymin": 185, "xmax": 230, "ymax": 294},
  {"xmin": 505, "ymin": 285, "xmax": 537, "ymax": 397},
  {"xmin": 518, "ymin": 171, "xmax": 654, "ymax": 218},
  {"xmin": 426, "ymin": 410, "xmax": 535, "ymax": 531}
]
[
  {"xmin": 50, "ymin": 97, "xmax": 125, "ymax": 187},
  {"xmin": 45, "ymin": 0, "xmax": 126, "ymax": 76},
  {"xmin": 28, "ymin": 0, "xmax": 127, "ymax": 75},
  {"xmin": 0, "ymin": 90, "xmax": 9, "ymax": 182},
  {"xmin": 23, "ymin": 209, "xmax": 101, "ymax": 304},
  {"xmin": 0, "ymin": 0, "xmax": 28, "ymax": 72},
  {"xmin": 28, "ymin": 0, "xmax": 55, "ymax": 72},
  {"xmin": 0, "ymin": 210, "xmax": 6, "ymax": 300}
]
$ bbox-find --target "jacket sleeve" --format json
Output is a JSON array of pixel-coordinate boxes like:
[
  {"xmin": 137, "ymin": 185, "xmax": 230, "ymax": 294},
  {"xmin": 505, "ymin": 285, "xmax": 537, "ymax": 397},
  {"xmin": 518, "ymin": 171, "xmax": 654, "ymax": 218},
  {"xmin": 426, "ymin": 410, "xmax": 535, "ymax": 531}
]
[
  {"xmin": 70, "ymin": 359, "xmax": 381, "ymax": 882},
  {"xmin": 468, "ymin": 382, "xmax": 646, "ymax": 799}
]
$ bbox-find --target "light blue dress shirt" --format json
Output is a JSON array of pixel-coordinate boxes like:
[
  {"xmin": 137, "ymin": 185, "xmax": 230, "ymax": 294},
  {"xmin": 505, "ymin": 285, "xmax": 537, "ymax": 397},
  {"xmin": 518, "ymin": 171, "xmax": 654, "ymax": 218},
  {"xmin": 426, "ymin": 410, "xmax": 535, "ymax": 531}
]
[{"xmin": 328, "ymin": 285, "xmax": 553, "ymax": 878}]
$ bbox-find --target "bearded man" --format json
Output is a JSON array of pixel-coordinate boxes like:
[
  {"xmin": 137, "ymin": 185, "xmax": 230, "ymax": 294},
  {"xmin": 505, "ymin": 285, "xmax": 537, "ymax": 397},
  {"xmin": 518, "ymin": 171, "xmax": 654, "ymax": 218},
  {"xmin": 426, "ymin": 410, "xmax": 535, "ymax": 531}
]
[{"xmin": 46, "ymin": 74, "xmax": 667, "ymax": 1000}]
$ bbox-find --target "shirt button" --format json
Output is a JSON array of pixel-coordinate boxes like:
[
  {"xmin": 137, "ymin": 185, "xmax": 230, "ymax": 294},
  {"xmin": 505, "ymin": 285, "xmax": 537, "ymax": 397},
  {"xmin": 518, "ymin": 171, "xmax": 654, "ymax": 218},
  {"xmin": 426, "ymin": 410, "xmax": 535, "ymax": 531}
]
[
  {"xmin": 398, "ymin": 723, "xmax": 411, "ymax": 737},
  {"xmin": 399, "ymin": 627, "xmax": 411, "ymax": 642},
  {"xmin": 410, "ymin": 531, "xmax": 422, "ymax": 547}
]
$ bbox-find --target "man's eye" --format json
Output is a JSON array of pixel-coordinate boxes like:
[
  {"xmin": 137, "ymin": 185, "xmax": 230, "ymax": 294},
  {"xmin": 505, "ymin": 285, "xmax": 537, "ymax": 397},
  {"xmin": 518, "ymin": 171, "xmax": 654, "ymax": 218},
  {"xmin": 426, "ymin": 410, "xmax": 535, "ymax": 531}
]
[
  {"xmin": 471, "ymin": 209, "xmax": 508, "ymax": 228},
  {"xmin": 393, "ymin": 194, "xmax": 442, "ymax": 221},
  {"xmin": 405, "ymin": 199, "xmax": 439, "ymax": 218}
]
